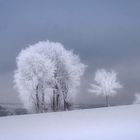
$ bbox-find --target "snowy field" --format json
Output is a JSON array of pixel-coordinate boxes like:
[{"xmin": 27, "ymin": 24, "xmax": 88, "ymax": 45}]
[{"xmin": 0, "ymin": 105, "xmax": 140, "ymax": 140}]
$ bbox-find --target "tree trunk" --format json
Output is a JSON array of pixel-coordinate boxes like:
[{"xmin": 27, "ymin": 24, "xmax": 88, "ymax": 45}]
[
  {"xmin": 52, "ymin": 89, "xmax": 56, "ymax": 111},
  {"xmin": 106, "ymin": 95, "xmax": 110, "ymax": 107},
  {"xmin": 52, "ymin": 83, "xmax": 59, "ymax": 112},
  {"xmin": 35, "ymin": 85, "xmax": 40, "ymax": 113},
  {"xmin": 64, "ymin": 99, "xmax": 67, "ymax": 111},
  {"xmin": 35, "ymin": 93, "xmax": 40, "ymax": 113},
  {"xmin": 56, "ymin": 94, "xmax": 60, "ymax": 110},
  {"xmin": 41, "ymin": 91, "xmax": 45, "ymax": 112}
]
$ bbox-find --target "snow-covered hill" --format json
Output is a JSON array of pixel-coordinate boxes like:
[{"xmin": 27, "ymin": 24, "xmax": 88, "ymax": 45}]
[{"xmin": 0, "ymin": 105, "xmax": 140, "ymax": 140}]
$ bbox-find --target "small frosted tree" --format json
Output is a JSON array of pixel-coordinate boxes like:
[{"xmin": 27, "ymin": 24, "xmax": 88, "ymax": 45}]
[
  {"xmin": 133, "ymin": 93, "xmax": 140, "ymax": 104},
  {"xmin": 14, "ymin": 40, "xmax": 86, "ymax": 113},
  {"xmin": 88, "ymin": 69, "xmax": 122, "ymax": 107}
]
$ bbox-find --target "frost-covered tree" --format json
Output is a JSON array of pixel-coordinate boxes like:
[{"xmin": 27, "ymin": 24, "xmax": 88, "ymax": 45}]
[
  {"xmin": 133, "ymin": 93, "xmax": 140, "ymax": 104},
  {"xmin": 14, "ymin": 40, "xmax": 86, "ymax": 113},
  {"xmin": 88, "ymin": 69, "xmax": 122, "ymax": 107},
  {"xmin": 14, "ymin": 48, "xmax": 55, "ymax": 113}
]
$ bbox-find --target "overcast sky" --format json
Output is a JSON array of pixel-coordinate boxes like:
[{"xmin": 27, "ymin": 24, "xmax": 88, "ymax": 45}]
[{"xmin": 0, "ymin": 0, "xmax": 140, "ymax": 106}]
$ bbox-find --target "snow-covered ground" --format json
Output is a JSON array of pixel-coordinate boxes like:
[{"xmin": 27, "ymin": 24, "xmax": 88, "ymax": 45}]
[{"xmin": 0, "ymin": 104, "xmax": 140, "ymax": 140}]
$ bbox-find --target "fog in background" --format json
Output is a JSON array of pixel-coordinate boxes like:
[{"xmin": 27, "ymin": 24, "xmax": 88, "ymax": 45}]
[{"xmin": 0, "ymin": 0, "xmax": 140, "ymax": 106}]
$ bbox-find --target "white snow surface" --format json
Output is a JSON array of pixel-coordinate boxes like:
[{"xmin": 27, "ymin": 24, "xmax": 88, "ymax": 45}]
[{"xmin": 0, "ymin": 104, "xmax": 140, "ymax": 140}]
